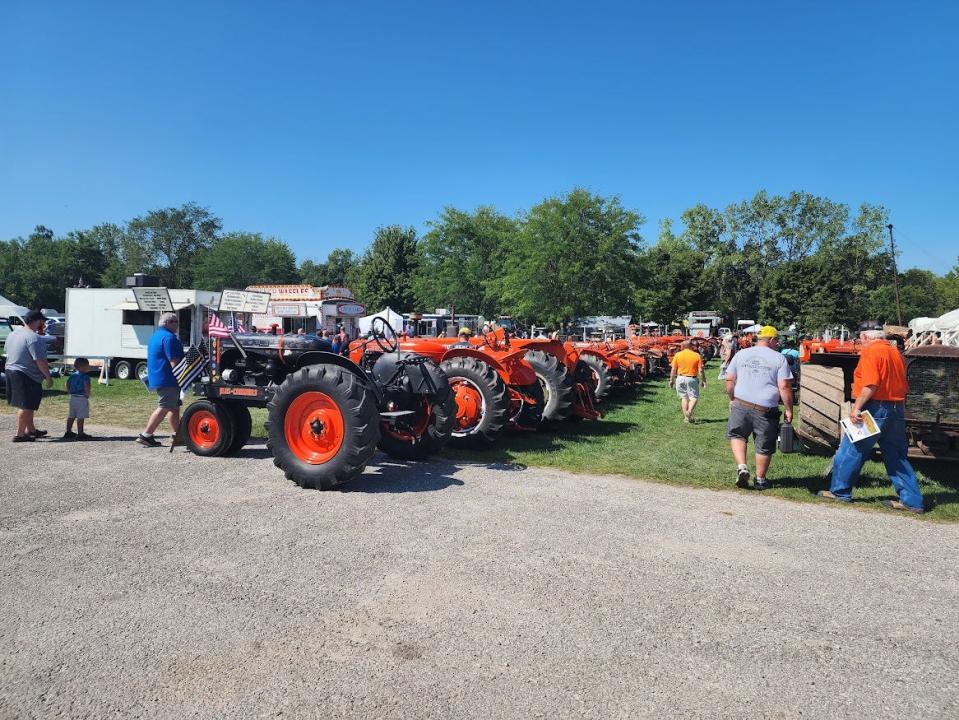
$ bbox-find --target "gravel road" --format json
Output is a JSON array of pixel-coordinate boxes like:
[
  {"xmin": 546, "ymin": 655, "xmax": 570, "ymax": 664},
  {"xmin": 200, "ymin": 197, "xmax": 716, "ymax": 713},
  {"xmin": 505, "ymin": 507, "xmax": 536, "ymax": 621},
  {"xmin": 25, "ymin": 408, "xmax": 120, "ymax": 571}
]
[{"xmin": 1, "ymin": 415, "xmax": 957, "ymax": 719}]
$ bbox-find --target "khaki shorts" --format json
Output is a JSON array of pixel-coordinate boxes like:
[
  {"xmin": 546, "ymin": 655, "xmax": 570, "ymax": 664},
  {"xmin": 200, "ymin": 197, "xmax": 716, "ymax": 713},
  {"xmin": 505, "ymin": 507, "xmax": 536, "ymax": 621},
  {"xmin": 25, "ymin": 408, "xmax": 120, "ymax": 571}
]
[
  {"xmin": 68, "ymin": 395, "xmax": 90, "ymax": 419},
  {"xmin": 155, "ymin": 386, "xmax": 182, "ymax": 410},
  {"xmin": 675, "ymin": 376, "xmax": 700, "ymax": 399}
]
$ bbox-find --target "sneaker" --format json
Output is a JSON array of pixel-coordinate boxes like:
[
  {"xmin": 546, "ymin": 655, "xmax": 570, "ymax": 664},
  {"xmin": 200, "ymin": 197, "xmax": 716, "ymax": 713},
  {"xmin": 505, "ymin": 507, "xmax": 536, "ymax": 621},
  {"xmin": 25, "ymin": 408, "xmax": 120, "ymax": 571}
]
[
  {"xmin": 882, "ymin": 499, "xmax": 925, "ymax": 515},
  {"xmin": 817, "ymin": 490, "xmax": 852, "ymax": 504},
  {"xmin": 77, "ymin": 433, "xmax": 93, "ymax": 441},
  {"xmin": 12, "ymin": 435, "xmax": 36, "ymax": 443},
  {"xmin": 736, "ymin": 466, "xmax": 750, "ymax": 489},
  {"xmin": 754, "ymin": 478, "xmax": 772, "ymax": 491},
  {"xmin": 62, "ymin": 431, "xmax": 78, "ymax": 440},
  {"xmin": 683, "ymin": 415, "xmax": 691, "ymax": 424},
  {"xmin": 136, "ymin": 434, "xmax": 161, "ymax": 447},
  {"xmin": 30, "ymin": 429, "xmax": 48, "ymax": 438}
]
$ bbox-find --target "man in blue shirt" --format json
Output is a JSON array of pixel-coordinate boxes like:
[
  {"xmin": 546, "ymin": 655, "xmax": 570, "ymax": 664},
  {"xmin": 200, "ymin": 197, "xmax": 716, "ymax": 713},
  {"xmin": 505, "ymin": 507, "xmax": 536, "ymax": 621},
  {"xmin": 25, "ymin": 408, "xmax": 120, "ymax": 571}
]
[{"xmin": 137, "ymin": 312, "xmax": 184, "ymax": 447}]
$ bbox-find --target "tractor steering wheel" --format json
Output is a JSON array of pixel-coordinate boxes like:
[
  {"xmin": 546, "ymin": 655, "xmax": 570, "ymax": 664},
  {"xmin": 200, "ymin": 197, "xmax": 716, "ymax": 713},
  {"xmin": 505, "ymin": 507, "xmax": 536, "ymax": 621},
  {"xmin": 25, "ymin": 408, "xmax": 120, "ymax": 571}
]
[{"xmin": 369, "ymin": 316, "xmax": 399, "ymax": 354}]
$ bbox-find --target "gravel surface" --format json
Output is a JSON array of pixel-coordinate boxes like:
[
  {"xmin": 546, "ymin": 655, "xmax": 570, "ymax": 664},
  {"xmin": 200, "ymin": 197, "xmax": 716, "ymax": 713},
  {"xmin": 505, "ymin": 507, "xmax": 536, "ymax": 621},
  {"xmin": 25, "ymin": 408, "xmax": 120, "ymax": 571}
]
[{"xmin": 1, "ymin": 415, "xmax": 957, "ymax": 719}]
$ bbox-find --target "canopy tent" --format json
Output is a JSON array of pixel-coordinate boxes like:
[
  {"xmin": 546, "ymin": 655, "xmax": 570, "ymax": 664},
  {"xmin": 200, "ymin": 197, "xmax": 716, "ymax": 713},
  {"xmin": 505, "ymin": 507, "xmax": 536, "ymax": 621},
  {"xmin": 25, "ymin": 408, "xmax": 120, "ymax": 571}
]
[
  {"xmin": 740, "ymin": 324, "xmax": 763, "ymax": 333},
  {"xmin": 358, "ymin": 307, "xmax": 405, "ymax": 336},
  {"xmin": 0, "ymin": 292, "xmax": 29, "ymax": 320}
]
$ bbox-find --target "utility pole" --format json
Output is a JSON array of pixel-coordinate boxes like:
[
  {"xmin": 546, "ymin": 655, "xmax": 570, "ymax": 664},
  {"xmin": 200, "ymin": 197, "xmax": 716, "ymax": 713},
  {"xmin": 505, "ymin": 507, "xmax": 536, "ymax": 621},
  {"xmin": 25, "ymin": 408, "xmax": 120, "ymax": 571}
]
[{"xmin": 887, "ymin": 224, "xmax": 903, "ymax": 326}]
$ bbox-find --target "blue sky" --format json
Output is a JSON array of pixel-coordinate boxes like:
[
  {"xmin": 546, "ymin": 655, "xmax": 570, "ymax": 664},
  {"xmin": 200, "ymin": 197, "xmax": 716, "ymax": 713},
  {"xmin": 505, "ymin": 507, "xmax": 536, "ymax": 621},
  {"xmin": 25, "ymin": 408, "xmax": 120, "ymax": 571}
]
[{"xmin": 1, "ymin": 1, "xmax": 956, "ymax": 271}]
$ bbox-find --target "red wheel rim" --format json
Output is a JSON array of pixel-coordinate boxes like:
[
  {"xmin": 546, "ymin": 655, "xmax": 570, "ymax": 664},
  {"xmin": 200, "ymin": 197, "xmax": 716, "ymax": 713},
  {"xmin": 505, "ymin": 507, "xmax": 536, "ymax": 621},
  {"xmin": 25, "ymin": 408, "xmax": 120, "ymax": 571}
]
[
  {"xmin": 451, "ymin": 379, "xmax": 485, "ymax": 434},
  {"xmin": 284, "ymin": 391, "xmax": 345, "ymax": 464},
  {"xmin": 188, "ymin": 409, "xmax": 221, "ymax": 450}
]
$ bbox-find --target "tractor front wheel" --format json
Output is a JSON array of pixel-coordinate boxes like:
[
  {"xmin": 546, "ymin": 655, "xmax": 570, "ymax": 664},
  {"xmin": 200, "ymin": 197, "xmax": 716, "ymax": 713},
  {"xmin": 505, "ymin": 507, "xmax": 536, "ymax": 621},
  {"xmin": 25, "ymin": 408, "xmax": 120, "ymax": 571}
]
[
  {"xmin": 440, "ymin": 356, "xmax": 509, "ymax": 448},
  {"xmin": 268, "ymin": 365, "xmax": 379, "ymax": 490},
  {"xmin": 182, "ymin": 400, "xmax": 235, "ymax": 457}
]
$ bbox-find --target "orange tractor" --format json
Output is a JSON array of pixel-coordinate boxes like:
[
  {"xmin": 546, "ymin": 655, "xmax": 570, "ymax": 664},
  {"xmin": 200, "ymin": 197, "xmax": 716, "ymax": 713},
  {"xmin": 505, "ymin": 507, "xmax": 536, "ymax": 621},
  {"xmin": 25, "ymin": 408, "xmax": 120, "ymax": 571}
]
[
  {"xmin": 481, "ymin": 329, "xmax": 602, "ymax": 421},
  {"xmin": 352, "ymin": 331, "xmax": 543, "ymax": 448}
]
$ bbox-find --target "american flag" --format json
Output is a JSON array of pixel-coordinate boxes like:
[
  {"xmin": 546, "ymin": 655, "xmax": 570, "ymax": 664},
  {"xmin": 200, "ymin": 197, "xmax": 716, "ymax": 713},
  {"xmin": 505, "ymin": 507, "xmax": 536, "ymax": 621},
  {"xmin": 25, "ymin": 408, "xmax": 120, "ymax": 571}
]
[
  {"xmin": 173, "ymin": 345, "xmax": 210, "ymax": 398},
  {"xmin": 208, "ymin": 312, "xmax": 230, "ymax": 338},
  {"xmin": 209, "ymin": 311, "xmax": 247, "ymax": 337}
]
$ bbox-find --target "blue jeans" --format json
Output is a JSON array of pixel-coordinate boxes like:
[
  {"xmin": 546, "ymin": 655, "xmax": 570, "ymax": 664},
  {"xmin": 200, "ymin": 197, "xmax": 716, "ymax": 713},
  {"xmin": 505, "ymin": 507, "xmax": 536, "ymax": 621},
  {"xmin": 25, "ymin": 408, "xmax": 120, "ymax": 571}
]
[{"xmin": 829, "ymin": 400, "xmax": 924, "ymax": 509}]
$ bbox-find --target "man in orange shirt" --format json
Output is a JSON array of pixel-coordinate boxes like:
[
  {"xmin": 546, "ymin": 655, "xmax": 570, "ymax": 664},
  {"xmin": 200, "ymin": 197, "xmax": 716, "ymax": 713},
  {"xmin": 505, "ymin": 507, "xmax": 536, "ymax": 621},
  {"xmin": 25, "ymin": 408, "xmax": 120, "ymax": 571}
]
[
  {"xmin": 668, "ymin": 340, "xmax": 706, "ymax": 423},
  {"xmin": 819, "ymin": 321, "xmax": 924, "ymax": 513}
]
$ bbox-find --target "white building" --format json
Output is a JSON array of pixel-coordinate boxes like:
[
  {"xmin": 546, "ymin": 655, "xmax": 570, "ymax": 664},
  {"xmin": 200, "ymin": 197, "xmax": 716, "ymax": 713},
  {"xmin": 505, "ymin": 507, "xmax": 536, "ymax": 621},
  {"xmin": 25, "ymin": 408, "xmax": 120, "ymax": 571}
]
[{"xmin": 246, "ymin": 284, "xmax": 366, "ymax": 335}]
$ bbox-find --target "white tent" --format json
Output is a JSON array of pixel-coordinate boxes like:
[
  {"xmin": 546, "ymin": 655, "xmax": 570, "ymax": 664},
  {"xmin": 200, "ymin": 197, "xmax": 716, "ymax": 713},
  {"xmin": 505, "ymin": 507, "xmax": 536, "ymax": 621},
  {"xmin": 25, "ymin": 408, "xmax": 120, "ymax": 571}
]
[
  {"xmin": 0, "ymin": 293, "xmax": 29, "ymax": 320},
  {"xmin": 740, "ymin": 323, "xmax": 763, "ymax": 333},
  {"xmin": 358, "ymin": 307, "xmax": 405, "ymax": 336}
]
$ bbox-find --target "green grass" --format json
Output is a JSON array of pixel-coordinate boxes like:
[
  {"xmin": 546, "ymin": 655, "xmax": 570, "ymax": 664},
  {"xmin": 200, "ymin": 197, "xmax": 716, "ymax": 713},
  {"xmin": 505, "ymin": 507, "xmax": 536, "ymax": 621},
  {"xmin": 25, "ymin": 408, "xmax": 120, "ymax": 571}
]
[{"xmin": 5, "ymin": 366, "xmax": 956, "ymax": 521}]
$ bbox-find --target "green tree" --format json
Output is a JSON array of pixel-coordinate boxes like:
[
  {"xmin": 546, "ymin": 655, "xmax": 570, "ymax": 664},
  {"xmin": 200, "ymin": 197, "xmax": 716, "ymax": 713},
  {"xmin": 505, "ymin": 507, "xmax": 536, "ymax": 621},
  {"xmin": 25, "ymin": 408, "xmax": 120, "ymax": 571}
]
[
  {"xmin": 936, "ymin": 258, "xmax": 959, "ymax": 312},
  {"xmin": 299, "ymin": 248, "xmax": 359, "ymax": 287},
  {"xmin": 497, "ymin": 188, "xmax": 643, "ymax": 326},
  {"xmin": 633, "ymin": 220, "xmax": 709, "ymax": 324},
  {"xmin": 125, "ymin": 202, "xmax": 221, "ymax": 287},
  {"xmin": 350, "ymin": 225, "xmax": 419, "ymax": 310},
  {"xmin": 867, "ymin": 269, "xmax": 944, "ymax": 323},
  {"xmin": 413, "ymin": 206, "xmax": 517, "ymax": 316},
  {"xmin": 193, "ymin": 232, "xmax": 298, "ymax": 289}
]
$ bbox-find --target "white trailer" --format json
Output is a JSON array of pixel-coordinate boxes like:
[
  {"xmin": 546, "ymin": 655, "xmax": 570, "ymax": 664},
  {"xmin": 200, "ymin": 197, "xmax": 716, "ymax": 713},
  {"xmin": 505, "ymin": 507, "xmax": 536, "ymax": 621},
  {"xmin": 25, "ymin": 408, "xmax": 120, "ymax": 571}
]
[{"xmin": 65, "ymin": 288, "xmax": 220, "ymax": 380}]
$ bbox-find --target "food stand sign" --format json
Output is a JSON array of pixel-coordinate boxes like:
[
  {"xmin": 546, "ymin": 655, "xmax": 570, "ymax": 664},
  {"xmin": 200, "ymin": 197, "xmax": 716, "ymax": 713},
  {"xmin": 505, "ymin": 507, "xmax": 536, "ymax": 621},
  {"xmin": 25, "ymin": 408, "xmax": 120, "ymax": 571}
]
[
  {"xmin": 133, "ymin": 287, "xmax": 174, "ymax": 312},
  {"xmin": 272, "ymin": 303, "xmax": 305, "ymax": 317},
  {"xmin": 337, "ymin": 302, "xmax": 366, "ymax": 316},
  {"xmin": 219, "ymin": 289, "xmax": 272, "ymax": 314}
]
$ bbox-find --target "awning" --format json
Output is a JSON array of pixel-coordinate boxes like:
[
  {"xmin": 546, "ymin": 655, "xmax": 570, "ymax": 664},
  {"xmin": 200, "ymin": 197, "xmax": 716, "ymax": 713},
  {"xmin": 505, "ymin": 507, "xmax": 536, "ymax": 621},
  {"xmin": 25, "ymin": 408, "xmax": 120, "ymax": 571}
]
[{"xmin": 108, "ymin": 301, "xmax": 194, "ymax": 311}]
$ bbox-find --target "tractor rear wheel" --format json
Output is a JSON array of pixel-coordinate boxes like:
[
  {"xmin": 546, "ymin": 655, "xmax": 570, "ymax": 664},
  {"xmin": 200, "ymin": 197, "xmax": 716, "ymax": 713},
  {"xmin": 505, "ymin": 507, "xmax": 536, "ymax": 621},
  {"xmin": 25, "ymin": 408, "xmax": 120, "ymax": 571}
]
[
  {"xmin": 440, "ymin": 356, "xmax": 509, "ymax": 448},
  {"xmin": 226, "ymin": 404, "xmax": 253, "ymax": 455},
  {"xmin": 378, "ymin": 387, "xmax": 457, "ymax": 459},
  {"xmin": 182, "ymin": 400, "xmax": 235, "ymax": 457},
  {"xmin": 798, "ymin": 364, "xmax": 848, "ymax": 454},
  {"xmin": 580, "ymin": 354, "xmax": 611, "ymax": 402},
  {"xmin": 268, "ymin": 365, "xmax": 379, "ymax": 490},
  {"xmin": 525, "ymin": 350, "xmax": 574, "ymax": 421},
  {"xmin": 510, "ymin": 381, "xmax": 545, "ymax": 431}
]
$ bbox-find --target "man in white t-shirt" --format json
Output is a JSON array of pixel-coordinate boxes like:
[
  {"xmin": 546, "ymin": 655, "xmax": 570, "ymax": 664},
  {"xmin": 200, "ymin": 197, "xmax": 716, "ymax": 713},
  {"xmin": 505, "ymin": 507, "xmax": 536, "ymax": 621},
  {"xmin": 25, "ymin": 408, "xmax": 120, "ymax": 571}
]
[{"xmin": 723, "ymin": 325, "xmax": 793, "ymax": 491}]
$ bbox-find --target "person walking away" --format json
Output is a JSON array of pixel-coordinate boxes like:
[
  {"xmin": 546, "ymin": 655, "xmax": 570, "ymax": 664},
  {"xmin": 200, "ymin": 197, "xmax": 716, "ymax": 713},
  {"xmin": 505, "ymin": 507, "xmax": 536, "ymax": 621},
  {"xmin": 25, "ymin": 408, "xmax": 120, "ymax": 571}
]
[
  {"xmin": 718, "ymin": 332, "xmax": 738, "ymax": 379},
  {"xmin": 63, "ymin": 357, "xmax": 93, "ymax": 440},
  {"xmin": 137, "ymin": 313, "xmax": 184, "ymax": 447},
  {"xmin": 668, "ymin": 340, "xmax": 706, "ymax": 423},
  {"xmin": 724, "ymin": 325, "xmax": 793, "ymax": 490},
  {"xmin": 818, "ymin": 321, "xmax": 925, "ymax": 513},
  {"xmin": 5, "ymin": 310, "xmax": 54, "ymax": 442}
]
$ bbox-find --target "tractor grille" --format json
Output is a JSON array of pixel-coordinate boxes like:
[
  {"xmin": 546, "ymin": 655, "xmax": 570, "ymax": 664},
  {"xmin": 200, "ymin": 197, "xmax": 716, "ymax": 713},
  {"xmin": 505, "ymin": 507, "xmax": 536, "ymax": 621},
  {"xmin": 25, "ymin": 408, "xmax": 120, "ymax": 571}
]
[{"xmin": 905, "ymin": 348, "xmax": 959, "ymax": 426}]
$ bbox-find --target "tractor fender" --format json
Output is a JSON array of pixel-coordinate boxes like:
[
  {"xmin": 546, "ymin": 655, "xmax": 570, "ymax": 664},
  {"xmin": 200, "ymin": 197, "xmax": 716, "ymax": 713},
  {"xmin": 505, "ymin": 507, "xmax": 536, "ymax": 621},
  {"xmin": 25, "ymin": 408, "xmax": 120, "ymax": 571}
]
[
  {"xmin": 294, "ymin": 351, "xmax": 370, "ymax": 385},
  {"xmin": 577, "ymin": 348, "xmax": 614, "ymax": 370}
]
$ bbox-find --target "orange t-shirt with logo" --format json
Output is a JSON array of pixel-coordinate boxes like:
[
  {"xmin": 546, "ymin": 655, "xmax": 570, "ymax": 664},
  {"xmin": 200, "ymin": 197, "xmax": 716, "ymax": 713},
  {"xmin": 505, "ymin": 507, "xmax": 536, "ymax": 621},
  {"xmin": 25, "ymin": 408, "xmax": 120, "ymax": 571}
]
[
  {"xmin": 671, "ymin": 349, "xmax": 703, "ymax": 377},
  {"xmin": 852, "ymin": 340, "xmax": 908, "ymax": 401}
]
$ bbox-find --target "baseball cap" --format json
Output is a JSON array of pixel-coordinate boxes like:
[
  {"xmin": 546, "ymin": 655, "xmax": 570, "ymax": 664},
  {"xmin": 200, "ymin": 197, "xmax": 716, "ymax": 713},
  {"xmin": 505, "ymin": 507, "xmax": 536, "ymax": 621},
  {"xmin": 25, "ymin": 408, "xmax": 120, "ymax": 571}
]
[
  {"xmin": 23, "ymin": 310, "xmax": 47, "ymax": 325},
  {"xmin": 757, "ymin": 325, "xmax": 779, "ymax": 338}
]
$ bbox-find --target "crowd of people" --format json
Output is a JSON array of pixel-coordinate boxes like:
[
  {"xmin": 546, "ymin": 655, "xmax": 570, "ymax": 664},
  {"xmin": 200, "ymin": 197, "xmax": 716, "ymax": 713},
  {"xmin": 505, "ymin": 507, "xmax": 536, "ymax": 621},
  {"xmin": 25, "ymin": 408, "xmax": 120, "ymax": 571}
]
[{"xmin": 5, "ymin": 312, "xmax": 927, "ymax": 514}]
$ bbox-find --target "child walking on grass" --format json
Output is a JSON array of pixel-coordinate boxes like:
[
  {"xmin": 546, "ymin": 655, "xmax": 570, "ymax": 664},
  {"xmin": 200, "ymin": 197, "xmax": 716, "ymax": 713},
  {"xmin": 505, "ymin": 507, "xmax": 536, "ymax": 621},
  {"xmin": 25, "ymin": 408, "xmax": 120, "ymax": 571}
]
[{"xmin": 63, "ymin": 358, "xmax": 92, "ymax": 440}]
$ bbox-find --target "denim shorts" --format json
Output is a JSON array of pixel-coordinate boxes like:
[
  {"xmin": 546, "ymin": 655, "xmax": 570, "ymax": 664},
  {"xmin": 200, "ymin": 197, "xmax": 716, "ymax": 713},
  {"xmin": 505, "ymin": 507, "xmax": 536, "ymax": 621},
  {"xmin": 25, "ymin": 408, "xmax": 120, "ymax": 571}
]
[{"xmin": 726, "ymin": 401, "xmax": 780, "ymax": 455}]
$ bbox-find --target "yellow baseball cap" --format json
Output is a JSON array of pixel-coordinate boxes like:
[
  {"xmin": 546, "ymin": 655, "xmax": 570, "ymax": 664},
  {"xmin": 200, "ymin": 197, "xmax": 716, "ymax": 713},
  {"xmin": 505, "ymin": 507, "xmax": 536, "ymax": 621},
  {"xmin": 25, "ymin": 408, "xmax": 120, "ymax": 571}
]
[{"xmin": 757, "ymin": 325, "xmax": 779, "ymax": 338}]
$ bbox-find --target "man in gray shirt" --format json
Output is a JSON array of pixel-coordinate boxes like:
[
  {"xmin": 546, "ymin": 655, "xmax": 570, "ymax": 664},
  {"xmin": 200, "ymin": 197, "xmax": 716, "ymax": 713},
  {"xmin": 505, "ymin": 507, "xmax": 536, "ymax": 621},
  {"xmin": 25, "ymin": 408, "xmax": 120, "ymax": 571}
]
[
  {"xmin": 5, "ymin": 310, "xmax": 54, "ymax": 442},
  {"xmin": 723, "ymin": 325, "xmax": 793, "ymax": 490}
]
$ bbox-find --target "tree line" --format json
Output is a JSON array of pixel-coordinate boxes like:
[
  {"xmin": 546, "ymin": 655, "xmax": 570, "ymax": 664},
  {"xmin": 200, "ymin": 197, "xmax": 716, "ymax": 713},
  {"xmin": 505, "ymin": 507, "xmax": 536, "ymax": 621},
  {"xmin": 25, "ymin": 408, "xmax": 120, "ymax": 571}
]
[{"xmin": 2, "ymin": 191, "xmax": 957, "ymax": 328}]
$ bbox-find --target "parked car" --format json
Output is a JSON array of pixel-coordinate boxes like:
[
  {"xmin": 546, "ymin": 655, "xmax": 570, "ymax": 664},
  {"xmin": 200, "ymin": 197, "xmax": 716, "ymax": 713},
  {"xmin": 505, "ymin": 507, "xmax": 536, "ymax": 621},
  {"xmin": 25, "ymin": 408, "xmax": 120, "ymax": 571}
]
[{"xmin": 0, "ymin": 318, "xmax": 13, "ymax": 348}]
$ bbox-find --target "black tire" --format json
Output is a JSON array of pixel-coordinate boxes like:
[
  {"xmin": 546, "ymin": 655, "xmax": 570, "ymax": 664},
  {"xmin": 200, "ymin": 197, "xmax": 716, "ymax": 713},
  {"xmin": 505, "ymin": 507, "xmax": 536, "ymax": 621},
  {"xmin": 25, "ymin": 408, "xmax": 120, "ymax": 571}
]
[
  {"xmin": 510, "ymin": 380, "xmax": 545, "ymax": 430},
  {"xmin": 440, "ymin": 356, "xmax": 509, "ymax": 448},
  {"xmin": 525, "ymin": 349, "xmax": 574, "ymax": 421},
  {"xmin": 378, "ymin": 386, "xmax": 456, "ymax": 460},
  {"xmin": 114, "ymin": 360, "xmax": 133, "ymax": 380},
  {"xmin": 182, "ymin": 400, "xmax": 235, "ymax": 457},
  {"xmin": 225, "ymin": 403, "xmax": 253, "ymax": 455},
  {"xmin": 135, "ymin": 361, "xmax": 148, "ymax": 381},
  {"xmin": 580, "ymin": 354, "xmax": 611, "ymax": 402},
  {"xmin": 267, "ymin": 364, "xmax": 380, "ymax": 490}
]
